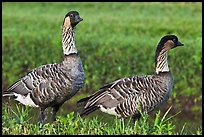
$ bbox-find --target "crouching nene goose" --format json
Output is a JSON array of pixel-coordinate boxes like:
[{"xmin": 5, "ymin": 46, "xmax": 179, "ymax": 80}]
[
  {"xmin": 3, "ymin": 11, "xmax": 85, "ymax": 124},
  {"xmin": 77, "ymin": 35, "xmax": 184, "ymax": 122}
]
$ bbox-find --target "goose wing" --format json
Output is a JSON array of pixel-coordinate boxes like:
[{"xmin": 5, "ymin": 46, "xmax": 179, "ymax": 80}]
[
  {"xmin": 4, "ymin": 63, "xmax": 72, "ymax": 106},
  {"xmin": 78, "ymin": 75, "xmax": 164, "ymax": 117}
]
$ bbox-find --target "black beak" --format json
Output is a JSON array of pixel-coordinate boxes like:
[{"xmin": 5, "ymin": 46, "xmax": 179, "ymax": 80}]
[
  {"xmin": 76, "ymin": 15, "xmax": 83, "ymax": 23},
  {"xmin": 177, "ymin": 41, "xmax": 184, "ymax": 46}
]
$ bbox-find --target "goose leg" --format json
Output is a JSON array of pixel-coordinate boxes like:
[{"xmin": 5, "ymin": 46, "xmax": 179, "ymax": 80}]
[
  {"xmin": 40, "ymin": 107, "xmax": 46, "ymax": 125},
  {"xmin": 51, "ymin": 106, "xmax": 60, "ymax": 122},
  {"xmin": 132, "ymin": 113, "xmax": 141, "ymax": 123}
]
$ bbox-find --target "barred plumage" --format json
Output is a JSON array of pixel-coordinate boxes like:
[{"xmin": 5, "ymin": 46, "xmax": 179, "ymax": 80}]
[
  {"xmin": 77, "ymin": 35, "xmax": 184, "ymax": 121},
  {"xmin": 3, "ymin": 11, "xmax": 85, "ymax": 124}
]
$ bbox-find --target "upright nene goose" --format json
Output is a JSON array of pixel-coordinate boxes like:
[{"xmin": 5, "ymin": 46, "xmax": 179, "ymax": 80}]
[
  {"xmin": 77, "ymin": 35, "xmax": 184, "ymax": 122},
  {"xmin": 3, "ymin": 11, "xmax": 85, "ymax": 124}
]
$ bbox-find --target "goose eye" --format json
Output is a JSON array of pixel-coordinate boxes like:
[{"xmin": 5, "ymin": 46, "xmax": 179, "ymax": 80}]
[
  {"xmin": 70, "ymin": 14, "xmax": 73, "ymax": 18},
  {"xmin": 173, "ymin": 38, "xmax": 177, "ymax": 43}
]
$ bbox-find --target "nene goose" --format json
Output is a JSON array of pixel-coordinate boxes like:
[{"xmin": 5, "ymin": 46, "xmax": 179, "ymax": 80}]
[
  {"xmin": 77, "ymin": 35, "xmax": 184, "ymax": 122},
  {"xmin": 3, "ymin": 11, "xmax": 85, "ymax": 124}
]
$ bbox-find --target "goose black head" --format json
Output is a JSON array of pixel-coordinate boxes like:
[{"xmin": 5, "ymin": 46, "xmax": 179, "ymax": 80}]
[
  {"xmin": 63, "ymin": 11, "xmax": 83, "ymax": 28},
  {"xmin": 155, "ymin": 35, "xmax": 184, "ymax": 64},
  {"xmin": 158, "ymin": 35, "xmax": 184, "ymax": 50}
]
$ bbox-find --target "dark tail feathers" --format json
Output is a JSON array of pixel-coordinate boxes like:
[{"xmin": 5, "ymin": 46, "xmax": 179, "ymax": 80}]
[
  {"xmin": 77, "ymin": 96, "xmax": 91, "ymax": 106},
  {"xmin": 76, "ymin": 96, "xmax": 98, "ymax": 117}
]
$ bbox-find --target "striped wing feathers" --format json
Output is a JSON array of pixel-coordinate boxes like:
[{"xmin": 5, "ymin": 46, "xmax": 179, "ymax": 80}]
[
  {"xmin": 83, "ymin": 75, "xmax": 161, "ymax": 117},
  {"xmin": 7, "ymin": 64, "xmax": 72, "ymax": 104},
  {"xmin": 84, "ymin": 76, "xmax": 147, "ymax": 107}
]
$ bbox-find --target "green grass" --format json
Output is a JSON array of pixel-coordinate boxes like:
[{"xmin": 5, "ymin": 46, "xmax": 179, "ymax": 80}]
[
  {"xmin": 2, "ymin": 2, "xmax": 202, "ymax": 135},
  {"xmin": 3, "ymin": 105, "xmax": 201, "ymax": 135}
]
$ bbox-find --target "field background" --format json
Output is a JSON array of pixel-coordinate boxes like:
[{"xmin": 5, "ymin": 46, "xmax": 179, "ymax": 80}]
[{"xmin": 2, "ymin": 2, "xmax": 202, "ymax": 135}]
